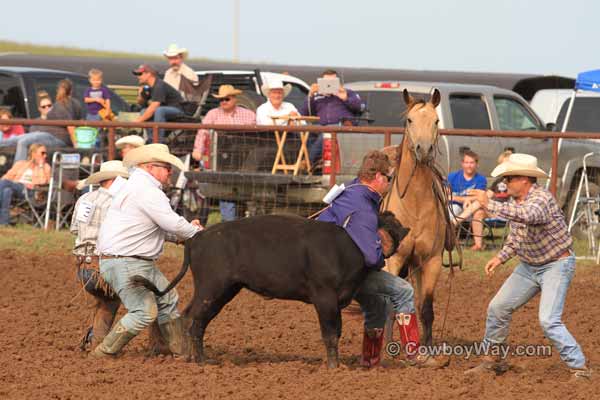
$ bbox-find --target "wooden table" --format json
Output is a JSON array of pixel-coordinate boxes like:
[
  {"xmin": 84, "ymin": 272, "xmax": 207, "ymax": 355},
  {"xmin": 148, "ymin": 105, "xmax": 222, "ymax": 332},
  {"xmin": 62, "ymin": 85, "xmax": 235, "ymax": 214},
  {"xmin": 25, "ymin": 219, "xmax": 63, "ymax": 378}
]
[{"xmin": 270, "ymin": 115, "xmax": 320, "ymax": 175}]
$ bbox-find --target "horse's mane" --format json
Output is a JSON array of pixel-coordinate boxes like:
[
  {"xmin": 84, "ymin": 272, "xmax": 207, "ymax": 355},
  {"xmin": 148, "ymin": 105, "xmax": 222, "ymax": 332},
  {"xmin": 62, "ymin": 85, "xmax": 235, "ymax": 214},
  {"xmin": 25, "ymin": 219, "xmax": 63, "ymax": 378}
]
[{"xmin": 401, "ymin": 100, "xmax": 428, "ymax": 117}]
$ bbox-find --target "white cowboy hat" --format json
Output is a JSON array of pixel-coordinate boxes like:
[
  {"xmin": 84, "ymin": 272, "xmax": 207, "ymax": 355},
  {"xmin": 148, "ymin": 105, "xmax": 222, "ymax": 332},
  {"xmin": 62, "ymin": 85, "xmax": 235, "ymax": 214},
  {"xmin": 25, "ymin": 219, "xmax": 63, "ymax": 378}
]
[
  {"xmin": 123, "ymin": 143, "xmax": 185, "ymax": 171},
  {"xmin": 115, "ymin": 135, "xmax": 145, "ymax": 149},
  {"xmin": 491, "ymin": 153, "xmax": 549, "ymax": 179},
  {"xmin": 261, "ymin": 79, "xmax": 292, "ymax": 98},
  {"xmin": 163, "ymin": 44, "xmax": 188, "ymax": 58},
  {"xmin": 85, "ymin": 160, "xmax": 129, "ymax": 185},
  {"xmin": 212, "ymin": 84, "xmax": 243, "ymax": 99}
]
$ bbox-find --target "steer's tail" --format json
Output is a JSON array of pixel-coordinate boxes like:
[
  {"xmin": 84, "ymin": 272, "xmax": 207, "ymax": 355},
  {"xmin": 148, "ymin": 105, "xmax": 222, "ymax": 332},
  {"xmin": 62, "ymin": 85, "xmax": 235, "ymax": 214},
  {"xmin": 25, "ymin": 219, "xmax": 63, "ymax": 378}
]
[{"xmin": 129, "ymin": 238, "xmax": 193, "ymax": 297}]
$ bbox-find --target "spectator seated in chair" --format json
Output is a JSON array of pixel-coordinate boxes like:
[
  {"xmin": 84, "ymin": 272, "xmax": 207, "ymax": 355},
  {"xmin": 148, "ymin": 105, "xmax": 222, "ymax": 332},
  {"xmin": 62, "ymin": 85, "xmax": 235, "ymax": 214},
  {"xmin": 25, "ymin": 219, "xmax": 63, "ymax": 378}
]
[
  {"xmin": 0, "ymin": 109, "xmax": 25, "ymax": 141},
  {"xmin": 0, "ymin": 143, "xmax": 51, "ymax": 225}
]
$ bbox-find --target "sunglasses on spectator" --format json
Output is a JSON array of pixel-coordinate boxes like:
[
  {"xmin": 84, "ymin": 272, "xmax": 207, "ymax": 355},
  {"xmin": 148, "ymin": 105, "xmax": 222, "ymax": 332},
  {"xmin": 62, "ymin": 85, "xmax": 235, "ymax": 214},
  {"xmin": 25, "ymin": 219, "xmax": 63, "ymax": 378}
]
[
  {"xmin": 40, "ymin": 152, "xmax": 47, "ymax": 155},
  {"xmin": 220, "ymin": 97, "xmax": 232, "ymax": 103},
  {"xmin": 40, "ymin": 104, "xmax": 52, "ymax": 109}
]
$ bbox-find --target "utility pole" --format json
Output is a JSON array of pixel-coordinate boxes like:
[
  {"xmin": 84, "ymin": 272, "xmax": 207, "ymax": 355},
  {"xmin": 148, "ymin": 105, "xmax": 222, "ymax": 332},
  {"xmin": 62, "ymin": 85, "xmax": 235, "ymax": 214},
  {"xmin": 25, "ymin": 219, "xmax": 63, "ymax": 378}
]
[{"xmin": 233, "ymin": 0, "xmax": 240, "ymax": 62}]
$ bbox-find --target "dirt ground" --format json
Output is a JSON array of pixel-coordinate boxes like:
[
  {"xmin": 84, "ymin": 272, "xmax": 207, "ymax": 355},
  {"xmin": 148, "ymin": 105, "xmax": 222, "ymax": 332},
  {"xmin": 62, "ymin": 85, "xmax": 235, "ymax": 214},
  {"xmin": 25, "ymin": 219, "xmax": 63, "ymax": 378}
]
[{"xmin": 1, "ymin": 247, "xmax": 598, "ymax": 400}]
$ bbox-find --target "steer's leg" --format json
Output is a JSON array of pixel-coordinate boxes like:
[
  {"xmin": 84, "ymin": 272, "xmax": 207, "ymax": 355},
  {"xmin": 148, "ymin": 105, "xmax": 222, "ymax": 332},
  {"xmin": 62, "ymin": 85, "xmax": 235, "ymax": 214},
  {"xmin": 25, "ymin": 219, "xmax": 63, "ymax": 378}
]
[
  {"xmin": 188, "ymin": 283, "xmax": 242, "ymax": 364},
  {"xmin": 313, "ymin": 293, "xmax": 342, "ymax": 368}
]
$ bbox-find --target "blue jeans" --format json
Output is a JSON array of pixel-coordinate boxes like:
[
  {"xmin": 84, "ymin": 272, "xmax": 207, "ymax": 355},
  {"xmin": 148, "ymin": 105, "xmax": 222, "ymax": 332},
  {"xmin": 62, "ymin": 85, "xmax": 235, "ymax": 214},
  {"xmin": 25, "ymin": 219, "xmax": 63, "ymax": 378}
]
[
  {"xmin": 220, "ymin": 200, "xmax": 237, "ymax": 222},
  {"xmin": 99, "ymin": 257, "xmax": 180, "ymax": 334},
  {"xmin": 141, "ymin": 106, "xmax": 183, "ymax": 143},
  {"xmin": 354, "ymin": 269, "xmax": 415, "ymax": 329},
  {"xmin": 307, "ymin": 133, "xmax": 323, "ymax": 167},
  {"xmin": 0, "ymin": 131, "xmax": 67, "ymax": 162},
  {"xmin": 483, "ymin": 255, "xmax": 586, "ymax": 368},
  {"xmin": 0, "ymin": 180, "xmax": 25, "ymax": 225}
]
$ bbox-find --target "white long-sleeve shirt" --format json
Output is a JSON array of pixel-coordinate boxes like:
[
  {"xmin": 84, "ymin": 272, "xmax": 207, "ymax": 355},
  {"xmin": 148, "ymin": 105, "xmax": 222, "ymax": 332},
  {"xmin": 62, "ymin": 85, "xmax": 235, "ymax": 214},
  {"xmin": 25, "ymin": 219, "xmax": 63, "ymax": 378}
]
[
  {"xmin": 255, "ymin": 101, "xmax": 300, "ymax": 126},
  {"xmin": 97, "ymin": 168, "xmax": 200, "ymax": 259}
]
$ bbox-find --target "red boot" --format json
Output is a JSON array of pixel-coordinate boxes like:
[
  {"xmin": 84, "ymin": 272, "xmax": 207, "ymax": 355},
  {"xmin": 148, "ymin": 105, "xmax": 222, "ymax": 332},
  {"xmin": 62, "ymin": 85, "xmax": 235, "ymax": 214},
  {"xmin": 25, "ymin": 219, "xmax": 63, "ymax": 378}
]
[
  {"xmin": 394, "ymin": 313, "xmax": 450, "ymax": 368},
  {"xmin": 394, "ymin": 313, "xmax": 420, "ymax": 358},
  {"xmin": 360, "ymin": 328, "xmax": 384, "ymax": 368}
]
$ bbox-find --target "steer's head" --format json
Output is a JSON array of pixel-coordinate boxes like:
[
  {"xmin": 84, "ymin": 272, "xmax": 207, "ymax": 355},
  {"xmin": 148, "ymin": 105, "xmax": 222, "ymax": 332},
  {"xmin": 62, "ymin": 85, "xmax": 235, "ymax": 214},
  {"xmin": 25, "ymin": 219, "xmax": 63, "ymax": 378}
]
[{"xmin": 377, "ymin": 211, "xmax": 410, "ymax": 258}]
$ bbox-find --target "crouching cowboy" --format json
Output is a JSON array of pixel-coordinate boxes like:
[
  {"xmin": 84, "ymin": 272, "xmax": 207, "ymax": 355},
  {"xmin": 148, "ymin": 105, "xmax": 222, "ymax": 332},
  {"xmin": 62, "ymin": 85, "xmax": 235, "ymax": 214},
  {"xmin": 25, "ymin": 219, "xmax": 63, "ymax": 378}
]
[
  {"xmin": 91, "ymin": 144, "xmax": 203, "ymax": 358},
  {"xmin": 466, "ymin": 154, "xmax": 591, "ymax": 380},
  {"xmin": 71, "ymin": 161, "xmax": 129, "ymax": 349},
  {"xmin": 318, "ymin": 150, "xmax": 446, "ymax": 368}
]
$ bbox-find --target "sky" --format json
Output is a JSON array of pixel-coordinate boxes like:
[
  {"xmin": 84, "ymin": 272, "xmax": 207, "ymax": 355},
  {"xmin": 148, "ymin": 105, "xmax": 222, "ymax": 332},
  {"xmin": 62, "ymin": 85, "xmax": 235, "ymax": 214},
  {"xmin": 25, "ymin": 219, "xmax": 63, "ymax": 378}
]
[{"xmin": 2, "ymin": 0, "xmax": 598, "ymax": 77}]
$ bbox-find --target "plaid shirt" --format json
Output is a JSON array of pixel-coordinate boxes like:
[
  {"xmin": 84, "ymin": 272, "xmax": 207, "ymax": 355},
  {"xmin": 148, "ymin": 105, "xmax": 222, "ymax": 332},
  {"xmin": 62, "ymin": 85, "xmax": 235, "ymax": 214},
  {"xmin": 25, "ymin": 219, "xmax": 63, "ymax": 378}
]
[
  {"xmin": 486, "ymin": 184, "xmax": 573, "ymax": 266},
  {"xmin": 70, "ymin": 188, "xmax": 113, "ymax": 256},
  {"xmin": 193, "ymin": 106, "xmax": 257, "ymax": 156}
]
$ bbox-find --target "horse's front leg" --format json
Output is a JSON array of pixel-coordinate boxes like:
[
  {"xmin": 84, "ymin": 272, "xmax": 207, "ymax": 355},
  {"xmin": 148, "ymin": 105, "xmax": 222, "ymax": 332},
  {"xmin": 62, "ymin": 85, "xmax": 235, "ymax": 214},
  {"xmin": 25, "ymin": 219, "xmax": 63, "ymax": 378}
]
[{"xmin": 419, "ymin": 255, "xmax": 442, "ymax": 346}]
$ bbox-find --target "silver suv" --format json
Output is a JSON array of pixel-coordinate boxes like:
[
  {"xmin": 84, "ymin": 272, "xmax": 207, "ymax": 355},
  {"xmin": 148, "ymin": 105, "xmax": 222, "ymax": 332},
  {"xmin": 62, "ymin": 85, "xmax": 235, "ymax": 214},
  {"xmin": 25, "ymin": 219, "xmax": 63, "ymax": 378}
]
[{"xmin": 344, "ymin": 81, "xmax": 600, "ymax": 210}]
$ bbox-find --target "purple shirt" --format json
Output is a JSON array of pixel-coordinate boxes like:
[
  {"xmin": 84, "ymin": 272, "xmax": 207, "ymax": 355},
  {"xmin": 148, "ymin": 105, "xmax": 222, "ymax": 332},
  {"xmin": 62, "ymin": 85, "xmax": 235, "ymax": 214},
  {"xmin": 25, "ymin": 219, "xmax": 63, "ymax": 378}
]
[
  {"xmin": 84, "ymin": 86, "xmax": 111, "ymax": 115},
  {"xmin": 300, "ymin": 89, "xmax": 363, "ymax": 125},
  {"xmin": 317, "ymin": 178, "xmax": 384, "ymax": 269}
]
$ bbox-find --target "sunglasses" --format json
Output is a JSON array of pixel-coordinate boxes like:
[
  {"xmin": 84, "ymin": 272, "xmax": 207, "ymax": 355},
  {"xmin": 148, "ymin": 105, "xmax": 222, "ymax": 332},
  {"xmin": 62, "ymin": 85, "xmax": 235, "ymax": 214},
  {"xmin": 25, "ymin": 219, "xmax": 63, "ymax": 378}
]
[
  {"xmin": 40, "ymin": 104, "xmax": 52, "ymax": 109},
  {"xmin": 40, "ymin": 152, "xmax": 47, "ymax": 155},
  {"xmin": 220, "ymin": 97, "xmax": 232, "ymax": 103},
  {"xmin": 150, "ymin": 163, "xmax": 172, "ymax": 172},
  {"xmin": 504, "ymin": 175, "xmax": 520, "ymax": 183},
  {"xmin": 382, "ymin": 172, "xmax": 394, "ymax": 181}
]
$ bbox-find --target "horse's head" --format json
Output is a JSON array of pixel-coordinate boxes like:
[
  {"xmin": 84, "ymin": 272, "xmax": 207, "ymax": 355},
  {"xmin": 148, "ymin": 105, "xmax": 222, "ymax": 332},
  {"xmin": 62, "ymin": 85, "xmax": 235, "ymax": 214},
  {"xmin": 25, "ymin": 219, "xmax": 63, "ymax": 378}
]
[{"xmin": 403, "ymin": 88, "xmax": 441, "ymax": 163}]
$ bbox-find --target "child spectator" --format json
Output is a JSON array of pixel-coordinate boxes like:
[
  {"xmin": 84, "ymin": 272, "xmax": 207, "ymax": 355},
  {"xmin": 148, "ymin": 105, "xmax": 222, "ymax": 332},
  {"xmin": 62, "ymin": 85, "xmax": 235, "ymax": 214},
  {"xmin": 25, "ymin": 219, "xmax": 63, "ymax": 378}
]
[
  {"xmin": 84, "ymin": 69, "xmax": 111, "ymax": 121},
  {"xmin": 0, "ymin": 109, "xmax": 25, "ymax": 141}
]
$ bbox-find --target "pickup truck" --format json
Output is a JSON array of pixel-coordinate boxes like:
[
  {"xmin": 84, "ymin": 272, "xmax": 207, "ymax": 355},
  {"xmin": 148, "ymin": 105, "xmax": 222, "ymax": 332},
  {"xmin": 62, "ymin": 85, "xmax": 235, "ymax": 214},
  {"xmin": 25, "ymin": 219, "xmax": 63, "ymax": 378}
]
[
  {"xmin": 0, "ymin": 66, "xmax": 131, "ymax": 175},
  {"xmin": 188, "ymin": 80, "xmax": 600, "ymax": 226}
]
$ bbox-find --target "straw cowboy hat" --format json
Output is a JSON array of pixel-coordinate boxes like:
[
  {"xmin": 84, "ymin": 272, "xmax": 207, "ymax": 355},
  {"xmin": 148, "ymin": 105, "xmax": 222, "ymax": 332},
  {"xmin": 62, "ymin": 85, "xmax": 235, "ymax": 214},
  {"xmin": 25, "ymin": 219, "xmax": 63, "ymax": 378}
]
[
  {"xmin": 261, "ymin": 79, "xmax": 292, "ymax": 98},
  {"xmin": 212, "ymin": 84, "xmax": 242, "ymax": 99},
  {"xmin": 491, "ymin": 153, "xmax": 549, "ymax": 179},
  {"xmin": 115, "ymin": 135, "xmax": 145, "ymax": 149},
  {"xmin": 85, "ymin": 160, "xmax": 129, "ymax": 185},
  {"xmin": 163, "ymin": 44, "xmax": 188, "ymax": 58},
  {"xmin": 123, "ymin": 143, "xmax": 185, "ymax": 171}
]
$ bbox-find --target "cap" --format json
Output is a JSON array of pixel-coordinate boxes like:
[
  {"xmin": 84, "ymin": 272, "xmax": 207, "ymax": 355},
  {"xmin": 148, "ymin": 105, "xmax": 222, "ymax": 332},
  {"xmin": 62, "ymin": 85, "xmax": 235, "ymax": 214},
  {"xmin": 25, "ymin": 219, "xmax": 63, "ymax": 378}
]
[{"xmin": 132, "ymin": 64, "xmax": 157, "ymax": 76}]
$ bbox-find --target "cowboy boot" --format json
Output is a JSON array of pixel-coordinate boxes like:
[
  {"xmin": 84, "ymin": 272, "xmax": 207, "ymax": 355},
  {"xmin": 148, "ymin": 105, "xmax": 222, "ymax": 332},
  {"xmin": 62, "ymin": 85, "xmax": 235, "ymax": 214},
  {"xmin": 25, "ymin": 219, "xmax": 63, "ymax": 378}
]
[
  {"xmin": 90, "ymin": 321, "xmax": 136, "ymax": 358},
  {"xmin": 158, "ymin": 317, "xmax": 191, "ymax": 357},
  {"xmin": 90, "ymin": 298, "xmax": 120, "ymax": 348},
  {"xmin": 360, "ymin": 328, "xmax": 384, "ymax": 368},
  {"xmin": 394, "ymin": 313, "xmax": 449, "ymax": 369}
]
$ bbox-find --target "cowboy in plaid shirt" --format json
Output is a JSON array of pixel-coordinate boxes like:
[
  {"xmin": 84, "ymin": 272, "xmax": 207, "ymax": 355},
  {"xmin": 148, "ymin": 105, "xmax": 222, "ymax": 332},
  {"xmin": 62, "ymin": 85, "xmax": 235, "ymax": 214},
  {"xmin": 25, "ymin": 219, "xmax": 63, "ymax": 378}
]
[{"xmin": 466, "ymin": 153, "xmax": 591, "ymax": 380}]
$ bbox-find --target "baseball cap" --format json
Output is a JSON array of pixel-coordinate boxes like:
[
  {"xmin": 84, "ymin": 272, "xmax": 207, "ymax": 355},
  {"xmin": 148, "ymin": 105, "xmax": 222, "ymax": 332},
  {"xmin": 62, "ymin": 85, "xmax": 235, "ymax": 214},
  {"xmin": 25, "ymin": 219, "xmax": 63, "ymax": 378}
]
[{"xmin": 132, "ymin": 64, "xmax": 157, "ymax": 76}]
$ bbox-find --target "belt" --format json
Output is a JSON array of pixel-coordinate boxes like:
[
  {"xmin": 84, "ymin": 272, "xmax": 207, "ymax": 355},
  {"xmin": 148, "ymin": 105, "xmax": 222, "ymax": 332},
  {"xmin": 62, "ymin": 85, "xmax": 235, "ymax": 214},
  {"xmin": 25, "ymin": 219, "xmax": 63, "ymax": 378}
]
[
  {"xmin": 556, "ymin": 250, "xmax": 571, "ymax": 260},
  {"xmin": 77, "ymin": 255, "xmax": 100, "ymax": 264},
  {"xmin": 100, "ymin": 254, "xmax": 156, "ymax": 262}
]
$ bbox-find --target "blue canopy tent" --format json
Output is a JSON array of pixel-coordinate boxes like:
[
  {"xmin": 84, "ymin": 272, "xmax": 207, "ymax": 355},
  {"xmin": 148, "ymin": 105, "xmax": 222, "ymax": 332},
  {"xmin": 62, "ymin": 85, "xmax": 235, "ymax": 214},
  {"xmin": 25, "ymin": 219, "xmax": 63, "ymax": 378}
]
[{"xmin": 561, "ymin": 69, "xmax": 600, "ymax": 132}]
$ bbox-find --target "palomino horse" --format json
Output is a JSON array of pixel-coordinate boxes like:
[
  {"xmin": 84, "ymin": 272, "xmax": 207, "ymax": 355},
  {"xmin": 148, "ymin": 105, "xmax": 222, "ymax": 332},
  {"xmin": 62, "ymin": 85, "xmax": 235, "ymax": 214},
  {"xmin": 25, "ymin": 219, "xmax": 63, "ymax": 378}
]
[{"xmin": 381, "ymin": 88, "xmax": 456, "ymax": 346}]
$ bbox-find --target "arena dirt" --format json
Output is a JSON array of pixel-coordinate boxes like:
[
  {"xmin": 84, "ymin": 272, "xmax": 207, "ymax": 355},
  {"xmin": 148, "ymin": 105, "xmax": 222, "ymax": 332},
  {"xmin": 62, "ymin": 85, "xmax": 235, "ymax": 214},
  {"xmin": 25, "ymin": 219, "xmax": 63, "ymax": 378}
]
[{"xmin": 1, "ymin": 249, "xmax": 597, "ymax": 399}]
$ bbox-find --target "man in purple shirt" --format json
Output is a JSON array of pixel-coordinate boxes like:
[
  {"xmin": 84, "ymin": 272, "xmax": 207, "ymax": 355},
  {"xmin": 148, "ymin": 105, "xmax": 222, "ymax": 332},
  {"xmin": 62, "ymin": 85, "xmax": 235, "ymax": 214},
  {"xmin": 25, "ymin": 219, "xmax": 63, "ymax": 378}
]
[
  {"xmin": 318, "ymin": 150, "xmax": 446, "ymax": 369},
  {"xmin": 300, "ymin": 69, "xmax": 364, "ymax": 168}
]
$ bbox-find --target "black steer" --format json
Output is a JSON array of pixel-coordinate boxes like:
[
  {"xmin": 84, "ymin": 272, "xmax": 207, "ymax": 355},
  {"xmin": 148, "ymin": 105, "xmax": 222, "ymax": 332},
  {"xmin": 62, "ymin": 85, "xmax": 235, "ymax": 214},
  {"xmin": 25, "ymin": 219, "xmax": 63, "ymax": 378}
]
[{"xmin": 132, "ymin": 212, "xmax": 408, "ymax": 368}]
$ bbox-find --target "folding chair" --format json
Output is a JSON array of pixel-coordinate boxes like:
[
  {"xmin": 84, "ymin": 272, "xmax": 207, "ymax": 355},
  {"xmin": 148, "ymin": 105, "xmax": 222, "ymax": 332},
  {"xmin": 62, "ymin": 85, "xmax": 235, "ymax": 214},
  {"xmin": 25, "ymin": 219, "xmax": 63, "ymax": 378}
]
[{"xmin": 44, "ymin": 152, "xmax": 102, "ymax": 231}]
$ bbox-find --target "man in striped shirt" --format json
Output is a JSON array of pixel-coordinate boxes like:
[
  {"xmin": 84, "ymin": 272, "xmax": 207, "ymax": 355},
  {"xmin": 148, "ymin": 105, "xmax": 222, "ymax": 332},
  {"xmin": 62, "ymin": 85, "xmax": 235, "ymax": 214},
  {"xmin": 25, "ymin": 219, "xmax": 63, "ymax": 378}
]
[{"xmin": 466, "ymin": 153, "xmax": 591, "ymax": 380}]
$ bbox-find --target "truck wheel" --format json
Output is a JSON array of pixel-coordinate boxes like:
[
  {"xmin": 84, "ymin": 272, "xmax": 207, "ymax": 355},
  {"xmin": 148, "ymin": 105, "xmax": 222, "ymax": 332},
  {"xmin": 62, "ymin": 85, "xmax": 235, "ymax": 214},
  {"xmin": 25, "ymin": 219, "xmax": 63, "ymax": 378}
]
[{"xmin": 566, "ymin": 182, "xmax": 600, "ymax": 240}]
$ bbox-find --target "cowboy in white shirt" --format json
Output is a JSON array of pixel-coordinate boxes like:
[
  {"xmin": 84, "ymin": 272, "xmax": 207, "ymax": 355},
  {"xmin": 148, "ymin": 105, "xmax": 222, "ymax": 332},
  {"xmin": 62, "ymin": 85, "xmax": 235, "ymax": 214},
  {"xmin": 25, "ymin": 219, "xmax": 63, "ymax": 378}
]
[
  {"xmin": 71, "ymin": 161, "xmax": 129, "ymax": 350},
  {"xmin": 255, "ymin": 79, "xmax": 301, "ymax": 126},
  {"xmin": 92, "ymin": 144, "xmax": 202, "ymax": 358},
  {"xmin": 163, "ymin": 44, "xmax": 199, "ymax": 99}
]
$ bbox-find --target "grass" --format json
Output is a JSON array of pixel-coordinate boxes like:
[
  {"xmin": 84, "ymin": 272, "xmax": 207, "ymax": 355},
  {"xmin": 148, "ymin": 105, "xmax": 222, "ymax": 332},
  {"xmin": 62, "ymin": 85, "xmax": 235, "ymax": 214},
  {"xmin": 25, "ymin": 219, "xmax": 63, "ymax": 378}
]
[
  {"xmin": 1, "ymin": 223, "xmax": 598, "ymax": 272},
  {"xmin": 0, "ymin": 40, "xmax": 217, "ymax": 62}
]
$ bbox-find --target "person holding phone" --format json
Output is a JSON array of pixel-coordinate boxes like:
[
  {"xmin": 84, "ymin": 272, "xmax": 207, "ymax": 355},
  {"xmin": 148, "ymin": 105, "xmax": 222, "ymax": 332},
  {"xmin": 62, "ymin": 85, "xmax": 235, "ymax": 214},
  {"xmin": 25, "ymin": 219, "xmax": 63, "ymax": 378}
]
[{"xmin": 300, "ymin": 69, "xmax": 364, "ymax": 169}]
